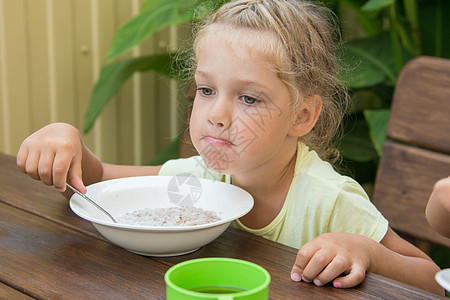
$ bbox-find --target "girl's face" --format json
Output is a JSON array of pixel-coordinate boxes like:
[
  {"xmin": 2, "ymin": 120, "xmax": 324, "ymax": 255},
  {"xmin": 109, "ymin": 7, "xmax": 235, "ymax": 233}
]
[{"xmin": 190, "ymin": 26, "xmax": 299, "ymax": 175}]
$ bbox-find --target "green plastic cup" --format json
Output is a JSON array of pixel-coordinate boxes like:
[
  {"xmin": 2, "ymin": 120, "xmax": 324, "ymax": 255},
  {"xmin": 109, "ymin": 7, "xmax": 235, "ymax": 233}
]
[{"xmin": 165, "ymin": 257, "xmax": 271, "ymax": 300}]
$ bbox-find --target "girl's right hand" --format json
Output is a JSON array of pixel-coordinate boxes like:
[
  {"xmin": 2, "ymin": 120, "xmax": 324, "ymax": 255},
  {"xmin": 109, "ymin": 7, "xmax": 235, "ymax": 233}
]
[{"xmin": 16, "ymin": 123, "xmax": 86, "ymax": 193}]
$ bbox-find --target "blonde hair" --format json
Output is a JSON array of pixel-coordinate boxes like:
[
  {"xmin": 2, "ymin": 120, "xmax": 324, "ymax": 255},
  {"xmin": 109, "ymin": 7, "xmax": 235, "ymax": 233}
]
[{"xmin": 190, "ymin": 0, "xmax": 349, "ymax": 165}]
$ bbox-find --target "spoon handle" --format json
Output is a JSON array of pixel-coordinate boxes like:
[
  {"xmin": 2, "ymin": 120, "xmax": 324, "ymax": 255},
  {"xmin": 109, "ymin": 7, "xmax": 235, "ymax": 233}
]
[{"xmin": 66, "ymin": 183, "xmax": 117, "ymax": 223}]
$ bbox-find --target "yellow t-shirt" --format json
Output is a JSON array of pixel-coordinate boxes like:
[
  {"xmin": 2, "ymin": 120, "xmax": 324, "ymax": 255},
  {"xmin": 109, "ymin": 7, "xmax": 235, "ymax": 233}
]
[{"xmin": 159, "ymin": 142, "xmax": 389, "ymax": 249}]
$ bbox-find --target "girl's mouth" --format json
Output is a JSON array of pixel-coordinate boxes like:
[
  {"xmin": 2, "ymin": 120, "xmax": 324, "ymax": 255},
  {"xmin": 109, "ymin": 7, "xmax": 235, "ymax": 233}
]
[{"xmin": 204, "ymin": 136, "xmax": 233, "ymax": 146}]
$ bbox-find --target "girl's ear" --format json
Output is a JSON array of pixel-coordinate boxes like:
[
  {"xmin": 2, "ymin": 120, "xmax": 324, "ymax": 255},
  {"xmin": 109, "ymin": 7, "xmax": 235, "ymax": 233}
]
[{"xmin": 288, "ymin": 95, "xmax": 322, "ymax": 137}]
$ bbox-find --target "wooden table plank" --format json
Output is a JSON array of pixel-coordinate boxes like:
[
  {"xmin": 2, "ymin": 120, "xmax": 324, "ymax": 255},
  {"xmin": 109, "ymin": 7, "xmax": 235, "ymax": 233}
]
[
  {"xmin": 0, "ymin": 282, "xmax": 34, "ymax": 300},
  {"xmin": 0, "ymin": 152, "xmax": 445, "ymax": 299},
  {"xmin": 0, "ymin": 201, "xmax": 169, "ymax": 299},
  {"xmin": 158, "ymin": 229, "xmax": 443, "ymax": 299},
  {"xmin": 0, "ymin": 152, "xmax": 100, "ymax": 239}
]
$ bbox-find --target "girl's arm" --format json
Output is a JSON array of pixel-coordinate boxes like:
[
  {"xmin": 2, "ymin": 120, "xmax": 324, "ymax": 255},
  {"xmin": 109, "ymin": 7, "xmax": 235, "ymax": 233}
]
[
  {"xmin": 100, "ymin": 163, "xmax": 162, "ymax": 182},
  {"xmin": 425, "ymin": 177, "xmax": 450, "ymax": 238},
  {"xmin": 60, "ymin": 150, "xmax": 162, "ymax": 199},
  {"xmin": 17, "ymin": 123, "xmax": 162, "ymax": 198},
  {"xmin": 372, "ymin": 228, "xmax": 443, "ymax": 294},
  {"xmin": 291, "ymin": 228, "xmax": 443, "ymax": 295}
]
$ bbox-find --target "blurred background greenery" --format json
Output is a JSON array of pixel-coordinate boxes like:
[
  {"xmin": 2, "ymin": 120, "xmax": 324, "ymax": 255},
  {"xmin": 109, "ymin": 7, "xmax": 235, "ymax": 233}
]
[{"xmin": 84, "ymin": 0, "xmax": 450, "ymax": 273}]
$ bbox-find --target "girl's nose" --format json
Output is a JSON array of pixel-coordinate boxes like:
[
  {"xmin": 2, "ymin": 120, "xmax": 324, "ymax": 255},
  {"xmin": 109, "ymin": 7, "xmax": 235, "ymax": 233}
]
[{"xmin": 207, "ymin": 97, "xmax": 232, "ymax": 128}]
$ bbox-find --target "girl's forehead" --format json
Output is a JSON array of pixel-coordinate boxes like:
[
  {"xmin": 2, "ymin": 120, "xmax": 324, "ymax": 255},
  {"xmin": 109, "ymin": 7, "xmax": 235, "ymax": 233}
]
[{"xmin": 196, "ymin": 24, "xmax": 284, "ymax": 65}]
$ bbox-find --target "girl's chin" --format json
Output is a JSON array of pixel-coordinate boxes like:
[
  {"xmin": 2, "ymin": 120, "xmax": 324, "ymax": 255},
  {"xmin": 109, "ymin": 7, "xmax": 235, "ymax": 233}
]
[
  {"xmin": 194, "ymin": 143, "xmax": 232, "ymax": 171},
  {"xmin": 203, "ymin": 159, "xmax": 232, "ymax": 174}
]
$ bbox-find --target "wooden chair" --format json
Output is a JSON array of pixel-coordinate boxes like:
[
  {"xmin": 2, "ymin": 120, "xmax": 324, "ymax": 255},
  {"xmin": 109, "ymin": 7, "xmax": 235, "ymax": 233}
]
[{"xmin": 372, "ymin": 56, "xmax": 450, "ymax": 250}]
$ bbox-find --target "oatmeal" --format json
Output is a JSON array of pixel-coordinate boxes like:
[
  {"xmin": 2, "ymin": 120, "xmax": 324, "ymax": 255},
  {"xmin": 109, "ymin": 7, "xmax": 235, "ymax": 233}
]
[{"xmin": 117, "ymin": 206, "xmax": 222, "ymax": 226}]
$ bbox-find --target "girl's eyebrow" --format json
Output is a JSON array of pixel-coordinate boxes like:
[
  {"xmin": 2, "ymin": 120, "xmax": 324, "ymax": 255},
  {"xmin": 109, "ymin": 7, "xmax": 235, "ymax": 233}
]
[
  {"xmin": 233, "ymin": 79, "xmax": 268, "ymax": 91},
  {"xmin": 195, "ymin": 70, "xmax": 270, "ymax": 92}
]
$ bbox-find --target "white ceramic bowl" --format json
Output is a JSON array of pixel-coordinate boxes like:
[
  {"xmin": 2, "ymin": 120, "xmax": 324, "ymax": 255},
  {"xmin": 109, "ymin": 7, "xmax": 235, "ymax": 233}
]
[
  {"xmin": 436, "ymin": 268, "xmax": 450, "ymax": 292},
  {"xmin": 69, "ymin": 176, "xmax": 253, "ymax": 256}
]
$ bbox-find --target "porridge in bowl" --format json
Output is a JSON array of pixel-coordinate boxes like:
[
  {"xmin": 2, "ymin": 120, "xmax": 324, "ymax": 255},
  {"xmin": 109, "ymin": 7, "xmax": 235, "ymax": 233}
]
[{"xmin": 116, "ymin": 206, "xmax": 222, "ymax": 226}]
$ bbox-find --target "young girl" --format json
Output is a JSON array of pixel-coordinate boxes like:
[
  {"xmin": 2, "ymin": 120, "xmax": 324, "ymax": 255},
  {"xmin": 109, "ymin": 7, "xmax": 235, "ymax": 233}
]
[{"xmin": 17, "ymin": 0, "xmax": 443, "ymax": 294}]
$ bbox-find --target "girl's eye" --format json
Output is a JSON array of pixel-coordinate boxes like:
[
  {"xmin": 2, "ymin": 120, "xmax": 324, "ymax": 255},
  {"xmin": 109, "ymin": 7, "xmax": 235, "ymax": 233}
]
[
  {"xmin": 241, "ymin": 95, "xmax": 259, "ymax": 105},
  {"xmin": 197, "ymin": 87, "xmax": 214, "ymax": 96}
]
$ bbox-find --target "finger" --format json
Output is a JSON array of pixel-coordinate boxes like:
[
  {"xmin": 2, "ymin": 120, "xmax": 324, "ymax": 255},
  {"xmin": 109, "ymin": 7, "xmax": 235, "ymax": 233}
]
[
  {"xmin": 301, "ymin": 248, "xmax": 334, "ymax": 283},
  {"xmin": 332, "ymin": 264, "xmax": 366, "ymax": 288},
  {"xmin": 52, "ymin": 150, "xmax": 72, "ymax": 192},
  {"xmin": 312, "ymin": 255, "xmax": 349, "ymax": 287},
  {"xmin": 16, "ymin": 143, "xmax": 29, "ymax": 172},
  {"xmin": 38, "ymin": 151, "xmax": 56, "ymax": 186},
  {"xmin": 291, "ymin": 243, "xmax": 320, "ymax": 282},
  {"xmin": 66, "ymin": 154, "xmax": 86, "ymax": 194},
  {"xmin": 68, "ymin": 176, "xmax": 86, "ymax": 194},
  {"xmin": 24, "ymin": 151, "xmax": 41, "ymax": 180}
]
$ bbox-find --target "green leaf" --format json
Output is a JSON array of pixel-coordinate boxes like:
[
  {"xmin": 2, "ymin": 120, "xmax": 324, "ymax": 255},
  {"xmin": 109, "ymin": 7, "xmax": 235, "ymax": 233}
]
[
  {"xmin": 338, "ymin": 33, "xmax": 397, "ymax": 88},
  {"xmin": 84, "ymin": 53, "xmax": 178, "ymax": 132},
  {"xmin": 364, "ymin": 109, "xmax": 390, "ymax": 156},
  {"xmin": 341, "ymin": 0, "xmax": 383, "ymax": 36},
  {"xmin": 339, "ymin": 54, "xmax": 384, "ymax": 89},
  {"xmin": 323, "ymin": 0, "xmax": 340, "ymax": 15},
  {"xmin": 354, "ymin": 9, "xmax": 383, "ymax": 36},
  {"xmin": 340, "ymin": 116, "xmax": 378, "ymax": 162},
  {"xmin": 419, "ymin": 0, "xmax": 450, "ymax": 58},
  {"xmin": 403, "ymin": 0, "xmax": 421, "ymax": 55},
  {"xmin": 147, "ymin": 133, "xmax": 182, "ymax": 165},
  {"xmin": 361, "ymin": 0, "xmax": 394, "ymax": 13},
  {"xmin": 106, "ymin": 0, "xmax": 213, "ymax": 60},
  {"xmin": 340, "ymin": 136, "xmax": 377, "ymax": 162}
]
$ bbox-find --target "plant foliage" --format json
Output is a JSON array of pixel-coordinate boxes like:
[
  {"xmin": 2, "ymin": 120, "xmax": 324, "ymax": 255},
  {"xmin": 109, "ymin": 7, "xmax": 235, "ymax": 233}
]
[{"xmin": 85, "ymin": 0, "xmax": 450, "ymax": 180}]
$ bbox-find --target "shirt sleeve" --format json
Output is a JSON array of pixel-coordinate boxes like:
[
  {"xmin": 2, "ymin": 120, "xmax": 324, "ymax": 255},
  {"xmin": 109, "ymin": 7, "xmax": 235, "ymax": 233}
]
[
  {"xmin": 159, "ymin": 156, "xmax": 225, "ymax": 182},
  {"xmin": 327, "ymin": 180, "xmax": 389, "ymax": 242}
]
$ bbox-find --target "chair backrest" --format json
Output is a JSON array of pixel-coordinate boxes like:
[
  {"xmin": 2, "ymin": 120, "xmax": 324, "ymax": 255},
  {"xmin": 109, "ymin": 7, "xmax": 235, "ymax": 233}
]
[{"xmin": 372, "ymin": 56, "xmax": 450, "ymax": 249}]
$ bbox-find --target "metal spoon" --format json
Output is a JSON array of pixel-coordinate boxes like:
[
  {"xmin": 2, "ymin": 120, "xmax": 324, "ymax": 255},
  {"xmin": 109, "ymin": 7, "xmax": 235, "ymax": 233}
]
[{"xmin": 66, "ymin": 183, "xmax": 118, "ymax": 223}]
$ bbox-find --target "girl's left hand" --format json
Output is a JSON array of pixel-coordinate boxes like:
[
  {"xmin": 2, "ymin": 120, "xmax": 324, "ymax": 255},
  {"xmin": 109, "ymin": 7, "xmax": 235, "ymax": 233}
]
[{"xmin": 290, "ymin": 232, "xmax": 378, "ymax": 288}]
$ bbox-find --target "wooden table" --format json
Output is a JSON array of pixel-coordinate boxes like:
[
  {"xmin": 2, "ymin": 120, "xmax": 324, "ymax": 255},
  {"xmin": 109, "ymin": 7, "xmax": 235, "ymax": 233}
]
[{"xmin": 0, "ymin": 152, "xmax": 444, "ymax": 299}]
